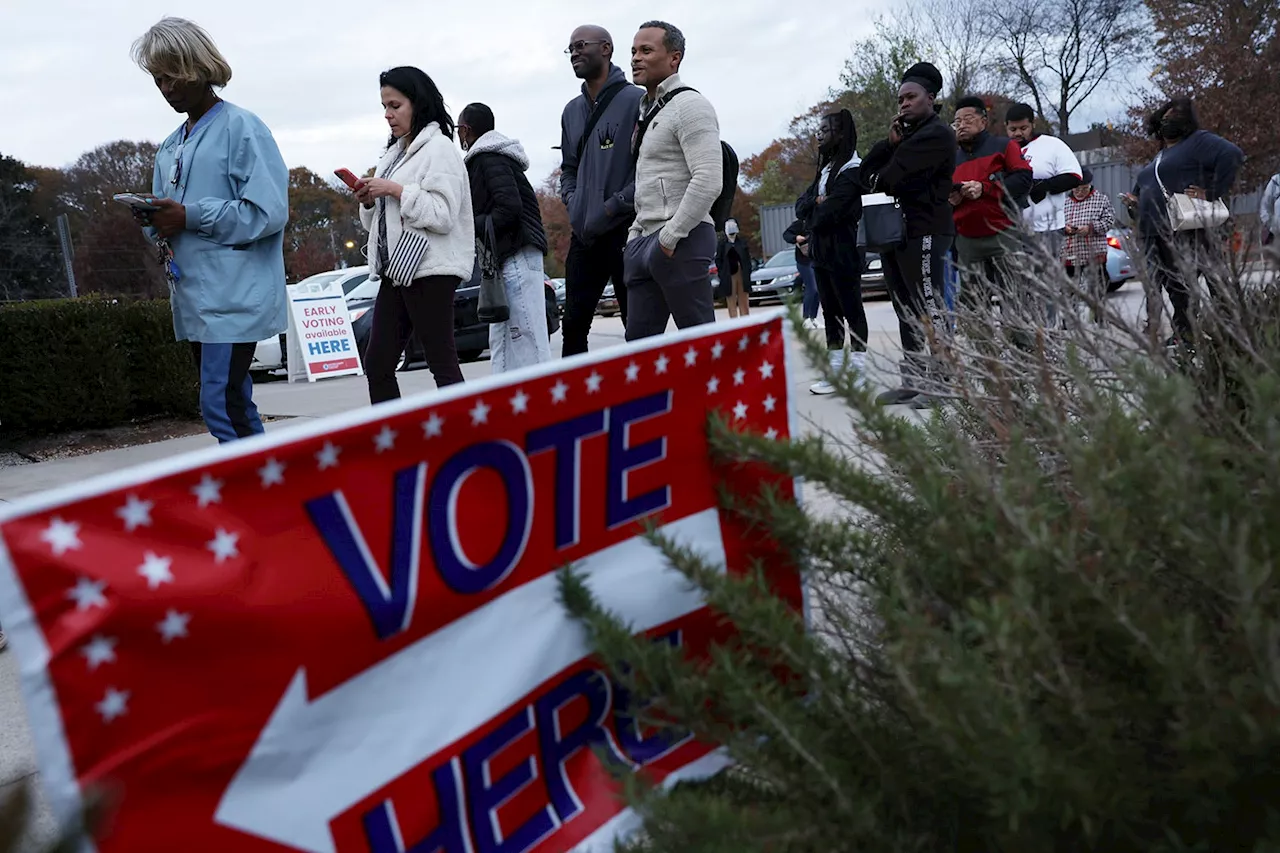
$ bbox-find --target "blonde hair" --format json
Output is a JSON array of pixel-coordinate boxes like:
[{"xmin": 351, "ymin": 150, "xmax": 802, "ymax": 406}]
[{"xmin": 130, "ymin": 17, "xmax": 232, "ymax": 88}]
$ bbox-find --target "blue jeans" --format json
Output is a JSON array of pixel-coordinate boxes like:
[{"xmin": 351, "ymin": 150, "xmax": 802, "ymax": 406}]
[
  {"xmin": 798, "ymin": 262, "xmax": 819, "ymax": 320},
  {"xmin": 190, "ymin": 342, "xmax": 264, "ymax": 443}
]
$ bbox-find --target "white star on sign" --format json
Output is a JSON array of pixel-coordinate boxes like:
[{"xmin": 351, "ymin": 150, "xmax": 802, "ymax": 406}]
[
  {"xmin": 316, "ymin": 442, "xmax": 341, "ymax": 470},
  {"xmin": 41, "ymin": 517, "xmax": 82, "ymax": 556},
  {"xmin": 422, "ymin": 413, "xmax": 445, "ymax": 438},
  {"xmin": 733, "ymin": 402, "xmax": 749, "ymax": 420},
  {"xmin": 625, "ymin": 362, "xmax": 640, "ymax": 383},
  {"xmin": 711, "ymin": 341, "xmax": 725, "ymax": 360},
  {"xmin": 470, "ymin": 399, "xmax": 491, "ymax": 425},
  {"xmin": 81, "ymin": 635, "xmax": 117, "ymax": 671},
  {"xmin": 116, "ymin": 495, "xmax": 153, "ymax": 532},
  {"xmin": 66, "ymin": 577, "xmax": 107, "ymax": 611},
  {"xmin": 763, "ymin": 395, "xmax": 778, "ymax": 413},
  {"xmin": 157, "ymin": 610, "xmax": 191, "ymax": 644},
  {"xmin": 706, "ymin": 376, "xmax": 721, "ymax": 394},
  {"xmin": 654, "ymin": 355, "xmax": 670, "ymax": 375},
  {"xmin": 765, "ymin": 428, "xmax": 780, "ymax": 440},
  {"xmin": 137, "ymin": 552, "xmax": 174, "ymax": 590},
  {"xmin": 259, "ymin": 458, "xmax": 286, "ymax": 488},
  {"xmin": 586, "ymin": 372, "xmax": 603, "ymax": 394},
  {"xmin": 760, "ymin": 328, "xmax": 773, "ymax": 345},
  {"xmin": 733, "ymin": 369, "xmax": 747, "ymax": 386},
  {"xmin": 684, "ymin": 347, "xmax": 698, "ymax": 367},
  {"xmin": 374, "ymin": 426, "xmax": 398, "ymax": 453},
  {"xmin": 207, "ymin": 529, "xmax": 240, "ymax": 564},
  {"xmin": 759, "ymin": 361, "xmax": 776, "ymax": 380},
  {"xmin": 191, "ymin": 474, "xmax": 223, "ymax": 508},
  {"xmin": 510, "ymin": 390, "xmax": 531, "ymax": 414},
  {"xmin": 96, "ymin": 687, "xmax": 130, "ymax": 723},
  {"xmin": 550, "ymin": 381, "xmax": 569, "ymax": 404},
  {"xmin": 739, "ymin": 334, "xmax": 751, "ymax": 352}
]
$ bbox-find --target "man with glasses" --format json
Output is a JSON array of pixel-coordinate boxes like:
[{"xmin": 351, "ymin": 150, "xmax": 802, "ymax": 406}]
[
  {"xmin": 949, "ymin": 96, "xmax": 1032, "ymax": 312},
  {"xmin": 558, "ymin": 25, "xmax": 643, "ymax": 355}
]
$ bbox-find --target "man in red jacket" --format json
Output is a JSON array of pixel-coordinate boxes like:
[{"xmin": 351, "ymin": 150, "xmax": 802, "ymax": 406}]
[{"xmin": 949, "ymin": 96, "xmax": 1032, "ymax": 311}]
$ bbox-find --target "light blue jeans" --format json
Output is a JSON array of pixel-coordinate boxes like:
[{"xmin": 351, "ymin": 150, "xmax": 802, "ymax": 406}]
[{"xmin": 491, "ymin": 246, "xmax": 553, "ymax": 373}]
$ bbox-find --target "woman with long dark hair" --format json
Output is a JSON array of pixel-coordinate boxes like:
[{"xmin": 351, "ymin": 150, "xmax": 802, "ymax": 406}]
[
  {"xmin": 1122, "ymin": 97, "xmax": 1242, "ymax": 348},
  {"xmin": 355, "ymin": 66, "xmax": 474, "ymax": 402},
  {"xmin": 796, "ymin": 108, "xmax": 867, "ymax": 396}
]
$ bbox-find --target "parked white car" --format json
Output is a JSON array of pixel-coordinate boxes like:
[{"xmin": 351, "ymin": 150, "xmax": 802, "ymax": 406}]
[{"xmin": 251, "ymin": 266, "xmax": 373, "ymax": 375}]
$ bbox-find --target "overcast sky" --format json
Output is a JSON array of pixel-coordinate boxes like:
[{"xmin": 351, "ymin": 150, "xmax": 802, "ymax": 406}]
[{"xmin": 0, "ymin": 1, "xmax": 890, "ymax": 188}]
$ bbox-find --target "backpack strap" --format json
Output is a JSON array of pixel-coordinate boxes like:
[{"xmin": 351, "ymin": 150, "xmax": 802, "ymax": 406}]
[
  {"xmin": 632, "ymin": 86, "xmax": 696, "ymax": 163},
  {"xmin": 575, "ymin": 81, "xmax": 628, "ymax": 162}
]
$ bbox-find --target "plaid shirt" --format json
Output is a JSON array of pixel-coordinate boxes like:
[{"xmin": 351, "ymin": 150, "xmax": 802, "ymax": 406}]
[{"xmin": 1062, "ymin": 189, "xmax": 1116, "ymax": 266}]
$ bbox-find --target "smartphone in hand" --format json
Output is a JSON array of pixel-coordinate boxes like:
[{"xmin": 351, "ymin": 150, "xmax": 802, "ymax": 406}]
[
  {"xmin": 334, "ymin": 168, "xmax": 363, "ymax": 190},
  {"xmin": 113, "ymin": 193, "xmax": 160, "ymax": 211}
]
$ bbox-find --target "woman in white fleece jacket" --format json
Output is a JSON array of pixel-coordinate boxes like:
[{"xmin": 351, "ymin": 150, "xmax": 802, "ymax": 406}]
[{"xmin": 355, "ymin": 66, "xmax": 475, "ymax": 402}]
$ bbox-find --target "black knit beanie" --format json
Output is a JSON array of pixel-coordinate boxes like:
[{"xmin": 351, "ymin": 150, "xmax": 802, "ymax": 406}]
[{"xmin": 901, "ymin": 62, "xmax": 943, "ymax": 96}]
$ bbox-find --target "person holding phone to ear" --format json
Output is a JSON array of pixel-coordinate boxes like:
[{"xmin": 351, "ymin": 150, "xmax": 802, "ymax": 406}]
[{"xmin": 129, "ymin": 17, "xmax": 289, "ymax": 444}]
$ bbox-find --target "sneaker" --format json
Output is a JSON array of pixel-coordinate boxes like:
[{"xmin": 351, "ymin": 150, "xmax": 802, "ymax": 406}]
[
  {"xmin": 848, "ymin": 350, "xmax": 871, "ymax": 391},
  {"xmin": 810, "ymin": 348, "xmax": 845, "ymax": 396},
  {"xmin": 803, "ymin": 318, "xmax": 820, "ymax": 331},
  {"xmin": 875, "ymin": 387, "xmax": 920, "ymax": 406}
]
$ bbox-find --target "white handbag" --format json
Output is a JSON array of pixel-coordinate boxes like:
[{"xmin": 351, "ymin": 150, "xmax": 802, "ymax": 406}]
[{"xmin": 1155, "ymin": 151, "xmax": 1229, "ymax": 233}]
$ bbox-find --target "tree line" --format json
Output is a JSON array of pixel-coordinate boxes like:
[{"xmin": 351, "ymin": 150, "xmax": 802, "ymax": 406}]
[
  {"xmin": 0, "ymin": 143, "xmax": 366, "ymax": 302},
  {"xmin": 3, "ymin": 0, "xmax": 1273, "ymax": 299}
]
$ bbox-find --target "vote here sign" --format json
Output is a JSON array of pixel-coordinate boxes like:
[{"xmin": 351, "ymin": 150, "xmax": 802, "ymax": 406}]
[
  {"xmin": 287, "ymin": 276, "xmax": 363, "ymax": 382},
  {"xmin": 0, "ymin": 312, "xmax": 805, "ymax": 853}
]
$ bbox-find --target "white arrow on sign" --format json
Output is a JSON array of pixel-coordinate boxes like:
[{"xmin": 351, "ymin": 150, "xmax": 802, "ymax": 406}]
[{"xmin": 214, "ymin": 509, "xmax": 727, "ymax": 853}]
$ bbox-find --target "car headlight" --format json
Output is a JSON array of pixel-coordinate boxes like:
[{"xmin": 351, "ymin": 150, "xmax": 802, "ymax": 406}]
[{"xmin": 350, "ymin": 307, "xmax": 371, "ymax": 323}]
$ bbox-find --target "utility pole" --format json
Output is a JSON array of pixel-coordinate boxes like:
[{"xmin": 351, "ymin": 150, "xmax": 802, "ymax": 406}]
[{"xmin": 56, "ymin": 214, "xmax": 77, "ymax": 297}]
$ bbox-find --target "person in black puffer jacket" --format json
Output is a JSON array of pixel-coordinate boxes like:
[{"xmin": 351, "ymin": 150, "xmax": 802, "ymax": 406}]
[{"xmin": 459, "ymin": 102, "xmax": 552, "ymax": 373}]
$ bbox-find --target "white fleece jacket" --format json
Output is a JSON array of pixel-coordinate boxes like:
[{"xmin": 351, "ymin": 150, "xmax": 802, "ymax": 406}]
[{"xmin": 360, "ymin": 122, "xmax": 475, "ymax": 284}]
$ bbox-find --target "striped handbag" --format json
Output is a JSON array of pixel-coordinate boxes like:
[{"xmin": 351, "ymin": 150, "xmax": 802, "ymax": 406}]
[{"xmin": 384, "ymin": 222, "xmax": 431, "ymax": 286}]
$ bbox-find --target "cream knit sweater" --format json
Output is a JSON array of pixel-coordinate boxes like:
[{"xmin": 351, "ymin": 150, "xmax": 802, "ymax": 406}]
[{"xmin": 629, "ymin": 74, "xmax": 723, "ymax": 250}]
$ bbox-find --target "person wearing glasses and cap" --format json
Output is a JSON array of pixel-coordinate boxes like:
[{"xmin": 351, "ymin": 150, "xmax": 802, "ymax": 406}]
[{"xmin": 128, "ymin": 17, "xmax": 289, "ymax": 443}]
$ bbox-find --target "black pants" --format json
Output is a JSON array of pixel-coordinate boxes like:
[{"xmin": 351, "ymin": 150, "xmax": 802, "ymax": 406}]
[
  {"xmin": 814, "ymin": 262, "xmax": 868, "ymax": 352},
  {"xmin": 562, "ymin": 227, "xmax": 628, "ymax": 357},
  {"xmin": 623, "ymin": 223, "xmax": 718, "ymax": 341},
  {"xmin": 1146, "ymin": 231, "xmax": 1217, "ymax": 340},
  {"xmin": 883, "ymin": 235, "xmax": 953, "ymax": 386},
  {"xmin": 188, "ymin": 342, "xmax": 263, "ymax": 443},
  {"xmin": 365, "ymin": 275, "xmax": 464, "ymax": 404}
]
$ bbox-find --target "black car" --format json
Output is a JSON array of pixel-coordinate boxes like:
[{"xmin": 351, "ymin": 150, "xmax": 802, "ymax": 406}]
[{"xmin": 351, "ymin": 259, "xmax": 560, "ymax": 369}]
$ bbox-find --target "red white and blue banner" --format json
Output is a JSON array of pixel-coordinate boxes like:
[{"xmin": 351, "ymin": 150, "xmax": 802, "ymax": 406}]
[{"xmin": 0, "ymin": 312, "xmax": 805, "ymax": 853}]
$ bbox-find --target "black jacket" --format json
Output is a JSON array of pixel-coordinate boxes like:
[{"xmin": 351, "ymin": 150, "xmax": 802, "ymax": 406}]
[
  {"xmin": 782, "ymin": 218, "xmax": 811, "ymax": 267},
  {"xmin": 795, "ymin": 160, "xmax": 863, "ymax": 274},
  {"xmin": 715, "ymin": 236, "xmax": 753, "ymax": 289},
  {"xmin": 465, "ymin": 148, "xmax": 548, "ymax": 262},
  {"xmin": 860, "ymin": 112, "xmax": 957, "ymax": 239}
]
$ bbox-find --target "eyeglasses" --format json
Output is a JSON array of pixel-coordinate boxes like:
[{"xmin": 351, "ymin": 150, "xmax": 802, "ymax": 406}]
[
  {"xmin": 169, "ymin": 142, "xmax": 184, "ymax": 186},
  {"xmin": 565, "ymin": 40, "xmax": 605, "ymax": 55}
]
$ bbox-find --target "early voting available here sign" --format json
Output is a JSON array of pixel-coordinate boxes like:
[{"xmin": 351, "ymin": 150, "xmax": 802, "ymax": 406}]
[
  {"xmin": 0, "ymin": 313, "xmax": 806, "ymax": 853},
  {"xmin": 287, "ymin": 276, "xmax": 363, "ymax": 383}
]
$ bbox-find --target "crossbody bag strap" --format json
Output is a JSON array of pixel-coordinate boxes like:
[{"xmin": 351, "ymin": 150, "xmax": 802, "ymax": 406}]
[
  {"xmin": 1153, "ymin": 150, "xmax": 1170, "ymax": 199},
  {"xmin": 632, "ymin": 86, "xmax": 695, "ymax": 163},
  {"xmin": 576, "ymin": 81, "xmax": 628, "ymax": 162}
]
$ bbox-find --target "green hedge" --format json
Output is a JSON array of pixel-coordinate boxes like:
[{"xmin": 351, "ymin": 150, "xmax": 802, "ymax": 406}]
[{"xmin": 0, "ymin": 296, "xmax": 198, "ymax": 435}]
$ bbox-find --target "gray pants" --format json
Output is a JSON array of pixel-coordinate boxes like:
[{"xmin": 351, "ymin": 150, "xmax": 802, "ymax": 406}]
[{"xmin": 623, "ymin": 222, "xmax": 717, "ymax": 341}]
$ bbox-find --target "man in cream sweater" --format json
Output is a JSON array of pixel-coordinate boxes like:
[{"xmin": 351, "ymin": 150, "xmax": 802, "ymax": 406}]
[{"xmin": 623, "ymin": 20, "xmax": 723, "ymax": 340}]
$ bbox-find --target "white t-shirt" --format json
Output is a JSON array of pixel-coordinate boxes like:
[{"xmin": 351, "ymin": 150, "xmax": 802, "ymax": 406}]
[{"xmin": 1019, "ymin": 134, "xmax": 1083, "ymax": 233}]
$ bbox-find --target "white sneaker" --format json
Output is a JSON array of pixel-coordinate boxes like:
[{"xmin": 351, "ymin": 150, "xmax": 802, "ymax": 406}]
[
  {"xmin": 803, "ymin": 318, "xmax": 820, "ymax": 331},
  {"xmin": 810, "ymin": 349, "xmax": 845, "ymax": 395},
  {"xmin": 848, "ymin": 350, "xmax": 871, "ymax": 391}
]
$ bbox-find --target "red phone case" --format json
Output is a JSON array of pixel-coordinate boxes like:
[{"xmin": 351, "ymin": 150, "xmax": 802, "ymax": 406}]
[{"xmin": 334, "ymin": 168, "xmax": 360, "ymax": 189}]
